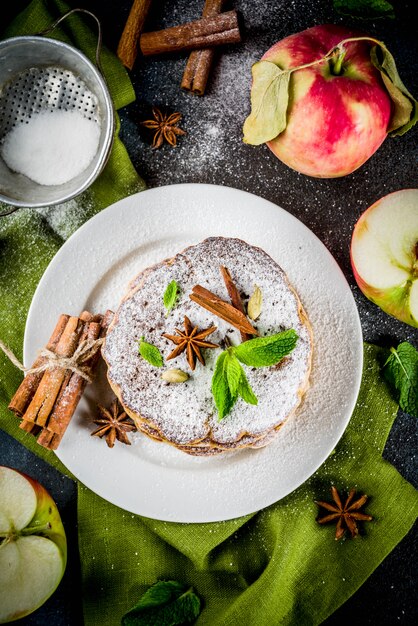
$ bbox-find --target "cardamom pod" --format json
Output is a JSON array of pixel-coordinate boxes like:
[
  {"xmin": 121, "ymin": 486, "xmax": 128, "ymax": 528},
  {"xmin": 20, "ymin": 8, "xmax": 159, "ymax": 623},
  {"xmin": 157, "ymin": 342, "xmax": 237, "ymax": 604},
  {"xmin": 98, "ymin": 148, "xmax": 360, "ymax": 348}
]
[
  {"xmin": 161, "ymin": 368, "xmax": 189, "ymax": 383},
  {"xmin": 247, "ymin": 285, "xmax": 263, "ymax": 321}
]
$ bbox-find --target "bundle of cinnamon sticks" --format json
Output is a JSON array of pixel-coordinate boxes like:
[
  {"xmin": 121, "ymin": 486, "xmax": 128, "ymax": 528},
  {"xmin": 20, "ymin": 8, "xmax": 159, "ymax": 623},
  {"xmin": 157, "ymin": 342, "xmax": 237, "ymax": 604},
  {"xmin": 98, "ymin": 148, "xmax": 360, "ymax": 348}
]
[
  {"xmin": 117, "ymin": 0, "xmax": 242, "ymax": 95},
  {"xmin": 9, "ymin": 310, "xmax": 113, "ymax": 450}
]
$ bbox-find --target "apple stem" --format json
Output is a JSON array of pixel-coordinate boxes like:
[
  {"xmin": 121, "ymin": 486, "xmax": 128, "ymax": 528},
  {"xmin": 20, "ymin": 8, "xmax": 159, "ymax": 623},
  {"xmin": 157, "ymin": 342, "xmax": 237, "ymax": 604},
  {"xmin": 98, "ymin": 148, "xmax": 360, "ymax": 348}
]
[
  {"xmin": 21, "ymin": 522, "xmax": 52, "ymax": 536},
  {"xmin": 283, "ymin": 36, "xmax": 385, "ymax": 77},
  {"xmin": 0, "ymin": 522, "xmax": 51, "ymax": 539},
  {"xmin": 334, "ymin": 36, "xmax": 383, "ymax": 49},
  {"xmin": 330, "ymin": 48, "xmax": 346, "ymax": 75},
  {"xmin": 0, "ymin": 522, "xmax": 52, "ymax": 545}
]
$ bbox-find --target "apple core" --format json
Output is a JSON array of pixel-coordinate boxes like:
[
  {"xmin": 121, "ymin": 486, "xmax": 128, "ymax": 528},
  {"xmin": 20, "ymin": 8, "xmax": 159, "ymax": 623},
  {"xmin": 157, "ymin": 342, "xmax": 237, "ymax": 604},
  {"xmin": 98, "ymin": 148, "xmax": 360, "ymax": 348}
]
[
  {"xmin": 0, "ymin": 466, "xmax": 67, "ymax": 623},
  {"xmin": 351, "ymin": 189, "xmax": 418, "ymax": 327}
]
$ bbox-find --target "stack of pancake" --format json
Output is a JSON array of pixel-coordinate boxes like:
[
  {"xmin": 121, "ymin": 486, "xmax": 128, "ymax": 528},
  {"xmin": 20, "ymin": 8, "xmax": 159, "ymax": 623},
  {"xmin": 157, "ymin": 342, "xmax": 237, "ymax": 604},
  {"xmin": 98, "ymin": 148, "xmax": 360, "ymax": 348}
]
[{"xmin": 102, "ymin": 238, "xmax": 313, "ymax": 455}]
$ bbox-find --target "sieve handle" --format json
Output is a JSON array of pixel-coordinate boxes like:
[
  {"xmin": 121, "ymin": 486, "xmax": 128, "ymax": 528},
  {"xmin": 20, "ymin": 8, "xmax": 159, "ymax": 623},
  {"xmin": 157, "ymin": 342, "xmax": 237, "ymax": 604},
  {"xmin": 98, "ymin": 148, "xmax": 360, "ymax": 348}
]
[
  {"xmin": 36, "ymin": 8, "xmax": 104, "ymax": 75},
  {"xmin": 0, "ymin": 205, "xmax": 21, "ymax": 217}
]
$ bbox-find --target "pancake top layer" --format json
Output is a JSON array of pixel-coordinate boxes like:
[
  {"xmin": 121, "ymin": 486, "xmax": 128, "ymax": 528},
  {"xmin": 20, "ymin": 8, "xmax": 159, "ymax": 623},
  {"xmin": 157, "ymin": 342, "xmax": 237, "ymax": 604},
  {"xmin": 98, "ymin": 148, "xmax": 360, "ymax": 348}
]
[{"xmin": 103, "ymin": 238, "xmax": 312, "ymax": 445}]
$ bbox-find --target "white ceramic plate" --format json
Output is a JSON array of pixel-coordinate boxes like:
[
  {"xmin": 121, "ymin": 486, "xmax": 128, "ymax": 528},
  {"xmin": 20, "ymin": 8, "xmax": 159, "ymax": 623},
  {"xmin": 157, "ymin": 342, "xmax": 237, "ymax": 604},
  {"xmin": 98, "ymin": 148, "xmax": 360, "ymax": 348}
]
[{"xmin": 25, "ymin": 184, "xmax": 363, "ymax": 522}]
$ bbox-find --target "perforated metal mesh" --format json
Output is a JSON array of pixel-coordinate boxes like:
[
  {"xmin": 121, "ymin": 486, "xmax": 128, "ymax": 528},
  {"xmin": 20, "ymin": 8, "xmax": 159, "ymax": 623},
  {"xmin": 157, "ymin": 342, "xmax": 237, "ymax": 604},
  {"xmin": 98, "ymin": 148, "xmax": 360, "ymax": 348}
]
[
  {"xmin": 0, "ymin": 66, "xmax": 99, "ymax": 137},
  {"xmin": 0, "ymin": 29, "xmax": 114, "ymax": 209}
]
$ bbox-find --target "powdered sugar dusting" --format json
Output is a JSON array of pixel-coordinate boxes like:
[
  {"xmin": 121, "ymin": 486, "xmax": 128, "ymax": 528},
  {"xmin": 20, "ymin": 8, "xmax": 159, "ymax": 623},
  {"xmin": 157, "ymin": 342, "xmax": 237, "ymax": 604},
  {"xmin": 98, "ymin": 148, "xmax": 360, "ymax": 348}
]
[
  {"xmin": 103, "ymin": 238, "xmax": 312, "ymax": 446},
  {"xmin": 36, "ymin": 197, "xmax": 95, "ymax": 241}
]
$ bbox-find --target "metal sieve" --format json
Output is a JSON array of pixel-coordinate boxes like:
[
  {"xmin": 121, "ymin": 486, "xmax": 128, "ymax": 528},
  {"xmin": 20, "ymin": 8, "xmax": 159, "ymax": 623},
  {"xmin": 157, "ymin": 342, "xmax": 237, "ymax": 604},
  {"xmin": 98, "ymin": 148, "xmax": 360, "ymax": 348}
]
[{"xmin": 0, "ymin": 8, "xmax": 114, "ymax": 215}]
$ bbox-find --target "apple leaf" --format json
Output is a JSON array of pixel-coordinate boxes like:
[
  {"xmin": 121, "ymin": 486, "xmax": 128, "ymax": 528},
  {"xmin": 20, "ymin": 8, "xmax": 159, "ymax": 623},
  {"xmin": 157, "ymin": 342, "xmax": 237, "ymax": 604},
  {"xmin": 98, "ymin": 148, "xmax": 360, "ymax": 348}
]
[
  {"xmin": 243, "ymin": 60, "xmax": 291, "ymax": 145},
  {"xmin": 333, "ymin": 0, "xmax": 395, "ymax": 20},
  {"xmin": 121, "ymin": 580, "xmax": 201, "ymax": 626},
  {"xmin": 383, "ymin": 342, "xmax": 418, "ymax": 418},
  {"xmin": 370, "ymin": 44, "xmax": 418, "ymax": 136}
]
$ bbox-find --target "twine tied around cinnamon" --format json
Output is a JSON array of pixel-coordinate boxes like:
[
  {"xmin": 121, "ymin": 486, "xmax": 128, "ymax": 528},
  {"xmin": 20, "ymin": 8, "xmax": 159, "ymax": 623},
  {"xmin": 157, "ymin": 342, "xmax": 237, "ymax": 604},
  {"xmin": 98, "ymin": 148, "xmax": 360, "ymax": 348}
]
[{"xmin": 0, "ymin": 337, "xmax": 105, "ymax": 384}]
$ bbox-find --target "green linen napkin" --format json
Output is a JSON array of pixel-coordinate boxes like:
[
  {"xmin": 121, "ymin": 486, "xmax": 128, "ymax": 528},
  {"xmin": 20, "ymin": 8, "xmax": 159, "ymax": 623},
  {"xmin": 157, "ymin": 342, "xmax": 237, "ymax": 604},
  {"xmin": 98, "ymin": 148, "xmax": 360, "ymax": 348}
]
[
  {"xmin": 77, "ymin": 344, "xmax": 418, "ymax": 625},
  {"xmin": 0, "ymin": 3, "xmax": 417, "ymax": 626}
]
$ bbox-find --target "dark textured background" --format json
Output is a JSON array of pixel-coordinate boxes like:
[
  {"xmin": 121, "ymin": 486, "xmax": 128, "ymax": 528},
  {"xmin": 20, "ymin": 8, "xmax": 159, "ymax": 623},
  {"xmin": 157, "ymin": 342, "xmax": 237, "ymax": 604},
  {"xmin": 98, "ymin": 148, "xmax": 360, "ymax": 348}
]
[{"xmin": 1, "ymin": 0, "xmax": 417, "ymax": 624}]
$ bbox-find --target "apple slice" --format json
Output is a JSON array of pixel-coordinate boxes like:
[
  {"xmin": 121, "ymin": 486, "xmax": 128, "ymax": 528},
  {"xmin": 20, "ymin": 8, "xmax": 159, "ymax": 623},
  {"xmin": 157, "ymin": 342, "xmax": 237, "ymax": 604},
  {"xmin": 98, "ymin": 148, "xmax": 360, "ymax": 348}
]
[
  {"xmin": 351, "ymin": 189, "xmax": 418, "ymax": 327},
  {"xmin": 0, "ymin": 466, "xmax": 67, "ymax": 623}
]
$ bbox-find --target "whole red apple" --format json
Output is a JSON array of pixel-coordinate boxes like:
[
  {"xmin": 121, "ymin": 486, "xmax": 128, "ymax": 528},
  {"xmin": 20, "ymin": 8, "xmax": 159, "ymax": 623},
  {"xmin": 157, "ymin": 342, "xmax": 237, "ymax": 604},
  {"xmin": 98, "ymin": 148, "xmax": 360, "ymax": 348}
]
[{"xmin": 262, "ymin": 25, "xmax": 392, "ymax": 178}]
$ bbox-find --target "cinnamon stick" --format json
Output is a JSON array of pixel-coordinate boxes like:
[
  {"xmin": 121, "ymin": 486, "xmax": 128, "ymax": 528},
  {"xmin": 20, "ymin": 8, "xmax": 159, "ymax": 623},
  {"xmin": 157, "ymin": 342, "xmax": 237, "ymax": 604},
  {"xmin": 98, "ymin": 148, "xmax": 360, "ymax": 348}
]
[
  {"xmin": 33, "ymin": 312, "xmax": 97, "ymax": 437},
  {"xmin": 22, "ymin": 316, "xmax": 85, "ymax": 427},
  {"xmin": 190, "ymin": 285, "xmax": 258, "ymax": 336},
  {"xmin": 117, "ymin": 0, "xmax": 152, "ymax": 69},
  {"xmin": 19, "ymin": 420, "xmax": 41, "ymax": 436},
  {"xmin": 35, "ymin": 429, "xmax": 54, "ymax": 448},
  {"xmin": 140, "ymin": 11, "xmax": 241, "ymax": 57},
  {"xmin": 38, "ymin": 310, "xmax": 113, "ymax": 450},
  {"xmin": 220, "ymin": 266, "xmax": 251, "ymax": 342},
  {"xmin": 8, "ymin": 314, "xmax": 70, "ymax": 417},
  {"xmin": 37, "ymin": 319, "xmax": 100, "ymax": 449},
  {"xmin": 41, "ymin": 313, "xmax": 96, "ymax": 422},
  {"xmin": 181, "ymin": 0, "xmax": 226, "ymax": 95}
]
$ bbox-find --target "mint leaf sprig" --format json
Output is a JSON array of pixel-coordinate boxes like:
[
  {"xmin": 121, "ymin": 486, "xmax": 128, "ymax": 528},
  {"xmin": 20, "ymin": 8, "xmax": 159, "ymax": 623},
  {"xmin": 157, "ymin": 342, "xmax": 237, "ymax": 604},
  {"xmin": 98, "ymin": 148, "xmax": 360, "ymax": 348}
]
[
  {"xmin": 163, "ymin": 280, "xmax": 180, "ymax": 316},
  {"xmin": 212, "ymin": 350, "xmax": 258, "ymax": 420},
  {"xmin": 383, "ymin": 341, "xmax": 418, "ymax": 418},
  {"xmin": 212, "ymin": 330, "xmax": 298, "ymax": 420},
  {"xmin": 138, "ymin": 336, "xmax": 164, "ymax": 368},
  {"xmin": 121, "ymin": 580, "xmax": 201, "ymax": 626}
]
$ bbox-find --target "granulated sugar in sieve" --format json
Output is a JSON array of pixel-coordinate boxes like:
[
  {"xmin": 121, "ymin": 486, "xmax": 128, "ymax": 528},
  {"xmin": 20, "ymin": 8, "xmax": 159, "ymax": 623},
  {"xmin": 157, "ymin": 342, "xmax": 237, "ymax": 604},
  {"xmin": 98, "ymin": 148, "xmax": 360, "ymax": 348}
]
[{"xmin": 0, "ymin": 109, "xmax": 101, "ymax": 186}]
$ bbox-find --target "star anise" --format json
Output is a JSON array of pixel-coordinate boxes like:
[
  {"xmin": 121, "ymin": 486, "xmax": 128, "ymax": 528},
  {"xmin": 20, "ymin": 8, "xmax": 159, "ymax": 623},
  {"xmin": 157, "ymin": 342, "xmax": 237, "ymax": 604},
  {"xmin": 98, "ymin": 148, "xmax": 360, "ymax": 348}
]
[
  {"xmin": 91, "ymin": 400, "xmax": 136, "ymax": 448},
  {"xmin": 315, "ymin": 486, "xmax": 373, "ymax": 540},
  {"xmin": 141, "ymin": 108, "xmax": 186, "ymax": 148},
  {"xmin": 162, "ymin": 315, "xmax": 218, "ymax": 370}
]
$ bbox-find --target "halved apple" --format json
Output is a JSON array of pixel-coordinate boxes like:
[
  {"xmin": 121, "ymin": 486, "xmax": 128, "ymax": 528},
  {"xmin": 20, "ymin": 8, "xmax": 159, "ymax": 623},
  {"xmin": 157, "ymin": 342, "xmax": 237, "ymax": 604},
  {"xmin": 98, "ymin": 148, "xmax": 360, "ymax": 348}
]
[
  {"xmin": 0, "ymin": 466, "xmax": 67, "ymax": 623},
  {"xmin": 351, "ymin": 189, "xmax": 418, "ymax": 327}
]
